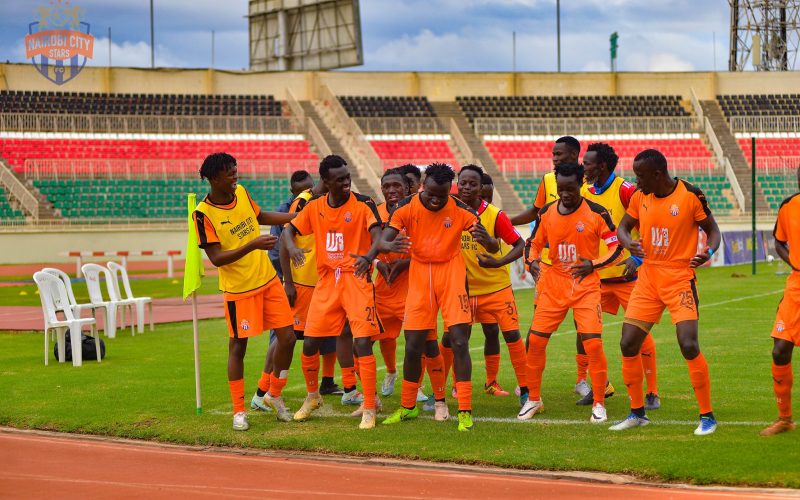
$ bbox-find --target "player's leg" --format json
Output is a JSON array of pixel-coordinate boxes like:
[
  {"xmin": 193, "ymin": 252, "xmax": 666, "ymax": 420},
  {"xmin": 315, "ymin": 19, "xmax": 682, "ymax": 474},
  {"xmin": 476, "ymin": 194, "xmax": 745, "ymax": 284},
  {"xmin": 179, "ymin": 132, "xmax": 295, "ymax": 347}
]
[
  {"xmin": 252, "ymin": 337, "xmax": 276, "ymax": 412},
  {"xmin": 762, "ymin": 338, "xmax": 795, "ymax": 435},
  {"xmin": 294, "ymin": 335, "xmax": 325, "ymax": 420},
  {"xmin": 258, "ymin": 281, "xmax": 298, "ymax": 420},
  {"xmin": 608, "ymin": 320, "xmax": 652, "ymax": 431},
  {"xmin": 228, "ymin": 337, "xmax": 249, "ymax": 430},
  {"xmin": 423, "ymin": 336, "xmax": 449, "ymax": 420},
  {"xmin": 613, "ymin": 281, "xmax": 659, "ymax": 408},
  {"xmin": 440, "ymin": 330, "xmax": 454, "ymax": 391},
  {"xmin": 319, "ymin": 337, "xmax": 343, "ymax": 396},
  {"xmin": 337, "ymin": 323, "xmax": 362, "ymax": 405},
  {"xmin": 675, "ymin": 319, "xmax": 716, "ymax": 435},
  {"xmin": 574, "ymin": 333, "xmax": 589, "ymax": 396},
  {"xmin": 501, "ymin": 328, "xmax": 528, "ymax": 405},
  {"xmin": 518, "ymin": 330, "xmax": 550, "ymax": 420},
  {"xmin": 482, "ymin": 322, "xmax": 505, "ymax": 395},
  {"xmin": 382, "ymin": 330, "xmax": 426, "ymax": 424},
  {"xmin": 378, "ymin": 316, "xmax": 402, "ymax": 397},
  {"xmin": 353, "ymin": 336, "xmax": 378, "ymax": 428},
  {"xmin": 449, "ymin": 322, "xmax": 474, "ymax": 430},
  {"xmin": 579, "ymin": 332, "xmax": 608, "ymax": 423}
]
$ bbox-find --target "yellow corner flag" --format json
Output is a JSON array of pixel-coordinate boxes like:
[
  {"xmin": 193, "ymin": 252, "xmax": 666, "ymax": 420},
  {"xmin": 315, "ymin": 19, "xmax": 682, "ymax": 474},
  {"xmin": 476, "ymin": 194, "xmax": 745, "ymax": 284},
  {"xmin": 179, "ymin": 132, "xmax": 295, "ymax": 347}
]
[{"xmin": 183, "ymin": 193, "xmax": 205, "ymax": 301}]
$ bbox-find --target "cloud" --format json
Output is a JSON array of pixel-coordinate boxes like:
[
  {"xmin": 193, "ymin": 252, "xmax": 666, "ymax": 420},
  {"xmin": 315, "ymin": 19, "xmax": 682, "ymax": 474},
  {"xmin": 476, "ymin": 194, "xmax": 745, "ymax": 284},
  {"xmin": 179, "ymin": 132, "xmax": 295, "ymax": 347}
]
[
  {"xmin": 645, "ymin": 52, "xmax": 696, "ymax": 72},
  {"xmin": 87, "ymin": 37, "xmax": 176, "ymax": 67}
]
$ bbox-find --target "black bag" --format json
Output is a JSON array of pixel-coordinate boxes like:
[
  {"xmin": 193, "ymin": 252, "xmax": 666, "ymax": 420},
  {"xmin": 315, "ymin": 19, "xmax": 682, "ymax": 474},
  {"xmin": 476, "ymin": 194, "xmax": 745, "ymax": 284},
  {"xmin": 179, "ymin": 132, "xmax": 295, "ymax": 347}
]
[{"xmin": 53, "ymin": 331, "xmax": 106, "ymax": 362}]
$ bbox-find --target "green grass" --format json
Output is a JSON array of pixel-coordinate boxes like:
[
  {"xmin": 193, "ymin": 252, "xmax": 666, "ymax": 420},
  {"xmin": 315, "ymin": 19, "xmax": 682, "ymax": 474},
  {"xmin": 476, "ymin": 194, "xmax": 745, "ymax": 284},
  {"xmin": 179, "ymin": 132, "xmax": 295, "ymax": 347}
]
[{"xmin": 1, "ymin": 262, "xmax": 798, "ymax": 487}]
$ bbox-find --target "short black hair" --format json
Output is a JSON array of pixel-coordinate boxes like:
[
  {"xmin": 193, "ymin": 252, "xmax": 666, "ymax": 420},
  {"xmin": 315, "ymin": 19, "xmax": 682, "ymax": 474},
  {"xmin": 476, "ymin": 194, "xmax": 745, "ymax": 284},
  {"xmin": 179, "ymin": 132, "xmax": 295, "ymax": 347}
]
[
  {"xmin": 458, "ymin": 164, "xmax": 484, "ymax": 179},
  {"xmin": 399, "ymin": 163, "xmax": 422, "ymax": 181},
  {"xmin": 554, "ymin": 162, "xmax": 585, "ymax": 183},
  {"xmin": 424, "ymin": 162, "xmax": 455, "ymax": 185},
  {"xmin": 290, "ymin": 170, "xmax": 311, "ymax": 185},
  {"xmin": 481, "ymin": 173, "xmax": 494, "ymax": 185},
  {"xmin": 633, "ymin": 149, "xmax": 668, "ymax": 173},
  {"xmin": 199, "ymin": 152, "xmax": 236, "ymax": 181},
  {"xmin": 586, "ymin": 142, "xmax": 619, "ymax": 171},
  {"xmin": 382, "ymin": 167, "xmax": 409, "ymax": 188},
  {"xmin": 555, "ymin": 136, "xmax": 581, "ymax": 153},
  {"xmin": 319, "ymin": 155, "xmax": 347, "ymax": 180}
]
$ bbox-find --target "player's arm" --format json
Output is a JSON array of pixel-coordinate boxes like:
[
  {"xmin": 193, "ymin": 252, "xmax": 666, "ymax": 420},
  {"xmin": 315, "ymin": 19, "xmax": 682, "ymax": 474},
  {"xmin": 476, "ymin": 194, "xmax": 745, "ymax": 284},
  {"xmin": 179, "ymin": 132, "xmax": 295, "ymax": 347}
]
[
  {"xmin": 478, "ymin": 210, "xmax": 524, "ymax": 268},
  {"xmin": 509, "ymin": 205, "xmax": 541, "ymax": 226},
  {"xmin": 470, "ymin": 223, "xmax": 500, "ymax": 253},
  {"xmin": 281, "ymin": 224, "xmax": 311, "ymax": 267},
  {"xmin": 690, "ymin": 214, "xmax": 722, "ymax": 268},
  {"xmin": 279, "ymin": 231, "xmax": 298, "ymax": 306},
  {"xmin": 523, "ymin": 211, "xmax": 547, "ymax": 281},
  {"xmin": 351, "ymin": 225, "xmax": 384, "ymax": 278},
  {"xmin": 571, "ymin": 210, "xmax": 624, "ymax": 281},
  {"xmin": 202, "ymin": 236, "xmax": 277, "ymax": 268},
  {"xmin": 617, "ymin": 213, "xmax": 644, "ymax": 258},
  {"xmin": 257, "ymin": 210, "xmax": 296, "ymax": 226},
  {"xmin": 775, "ymin": 239, "xmax": 798, "ymax": 271}
]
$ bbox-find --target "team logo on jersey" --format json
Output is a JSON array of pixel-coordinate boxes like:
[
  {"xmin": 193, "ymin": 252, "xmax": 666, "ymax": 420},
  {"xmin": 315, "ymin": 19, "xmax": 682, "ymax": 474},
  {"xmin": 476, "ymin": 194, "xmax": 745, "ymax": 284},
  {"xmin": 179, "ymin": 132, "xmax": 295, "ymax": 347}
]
[
  {"xmin": 776, "ymin": 320, "xmax": 786, "ymax": 333},
  {"xmin": 344, "ymin": 211, "xmax": 352, "ymax": 223},
  {"xmin": 670, "ymin": 204, "xmax": 680, "ymax": 216},
  {"xmin": 443, "ymin": 217, "xmax": 453, "ymax": 228},
  {"xmin": 575, "ymin": 221, "xmax": 585, "ymax": 233},
  {"xmin": 240, "ymin": 319, "xmax": 250, "ymax": 331}
]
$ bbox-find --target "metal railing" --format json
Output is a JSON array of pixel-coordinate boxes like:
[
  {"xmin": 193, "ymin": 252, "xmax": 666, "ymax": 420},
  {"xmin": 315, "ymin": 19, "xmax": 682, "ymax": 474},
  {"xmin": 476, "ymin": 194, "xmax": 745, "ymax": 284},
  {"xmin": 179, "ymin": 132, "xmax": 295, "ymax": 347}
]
[
  {"xmin": 474, "ymin": 116, "xmax": 699, "ymax": 136},
  {"xmin": 749, "ymin": 156, "xmax": 800, "ymax": 173},
  {"xmin": 0, "ymin": 160, "xmax": 39, "ymax": 219},
  {"xmin": 285, "ymin": 87, "xmax": 306, "ymax": 127},
  {"xmin": 307, "ymin": 119, "xmax": 332, "ymax": 158},
  {"xmin": 0, "ymin": 218, "xmax": 185, "ymax": 231},
  {"xmin": 500, "ymin": 157, "xmax": 720, "ymax": 178},
  {"xmin": 448, "ymin": 118, "xmax": 474, "ymax": 163},
  {"xmin": 703, "ymin": 116, "xmax": 746, "ymax": 211},
  {"xmin": 0, "ymin": 113, "xmax": 300, "ymax": 134},
  {"xmin": 23, "ymin": 158, "xmax": 318, "ymax": 180},
  {"xmin": 729, "ymin": 115, "xmax": 800, "ymax": 133},
  {"xmin": 689, "ymin": 87, "xmax": 704, "ymax": 124},
  {"xmin": 354, "ymin": 117, "xmax": 446, "ymax": 135}
]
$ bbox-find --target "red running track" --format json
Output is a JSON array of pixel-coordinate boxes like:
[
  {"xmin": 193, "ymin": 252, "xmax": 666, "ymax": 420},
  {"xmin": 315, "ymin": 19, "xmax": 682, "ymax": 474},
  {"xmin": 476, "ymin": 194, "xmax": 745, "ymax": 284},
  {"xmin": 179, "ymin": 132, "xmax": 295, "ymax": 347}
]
[{"xmin": 0, "ymin": 429, "xmax": 794, "ymax": 499}]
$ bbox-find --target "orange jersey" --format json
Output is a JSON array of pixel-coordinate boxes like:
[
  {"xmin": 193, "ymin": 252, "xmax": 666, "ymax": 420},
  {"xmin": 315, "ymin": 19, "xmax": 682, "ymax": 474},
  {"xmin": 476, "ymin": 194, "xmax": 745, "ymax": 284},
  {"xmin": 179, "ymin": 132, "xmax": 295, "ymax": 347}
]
[
  {"xmin": 774, "ymin": 193, "xmax": 800, "ymax": 273},
  {"xmin": 375, "ymin": 202, "xmax": 409, "ymax": 301},
  {"xmin": 388, "ymin": 194, "xmax": 478, "ymax": 263},
  {"xmin": 525, "ymin": 198, "xmax": 622, "ymax": 288},
  {"xmin": 627, "ymin": 179, "xmax": 711, "ymax": 270},
  {"xmin": 290, "ymin": 192, "xmax": 381, "ymax": 274}
]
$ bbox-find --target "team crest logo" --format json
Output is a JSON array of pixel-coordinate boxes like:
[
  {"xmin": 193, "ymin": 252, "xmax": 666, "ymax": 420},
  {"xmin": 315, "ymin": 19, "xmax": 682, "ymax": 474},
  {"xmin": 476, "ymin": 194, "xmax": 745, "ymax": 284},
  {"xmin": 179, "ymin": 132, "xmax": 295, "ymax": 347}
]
[
  {"xmin": 25, "ymin": 1, "xmax": 94, "ymax": 85},
  {"xmin": 344, "ymin": 211, "xmax": 352, "ymax": 223},
  {"xmin": 575, "ymin": 221, "xmax": 585, "ymax": 233},
  {"xmin": 776, "ymin": 320, "xmax": 785, "ymax": 333},
  {"xmin": 240, "ymin": 319, "xmax": 250, "ymax": 331},
  {"xmin": 443, "ymin": 217, "xmax": 453, "ymax": 228},
  {"xmin": 670, "ymin": 204, "xmax": 680, "ymax": 216}
]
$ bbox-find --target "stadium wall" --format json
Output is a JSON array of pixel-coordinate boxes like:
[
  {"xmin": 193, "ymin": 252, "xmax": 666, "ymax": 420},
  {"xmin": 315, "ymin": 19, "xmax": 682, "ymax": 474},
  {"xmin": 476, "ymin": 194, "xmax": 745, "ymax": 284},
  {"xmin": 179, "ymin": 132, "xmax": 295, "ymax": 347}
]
[{"xmin": 2, "ymin": 63, "xmax": 800, "ymax": 101}]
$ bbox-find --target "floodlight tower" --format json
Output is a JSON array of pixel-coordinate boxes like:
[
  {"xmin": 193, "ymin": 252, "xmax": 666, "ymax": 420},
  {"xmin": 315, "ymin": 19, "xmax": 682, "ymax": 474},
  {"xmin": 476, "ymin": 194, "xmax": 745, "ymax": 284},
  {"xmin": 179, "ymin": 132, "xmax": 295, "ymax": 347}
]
[{"xmin": 729, "ymin": 0, "xmax": 800, "ymax": 71}]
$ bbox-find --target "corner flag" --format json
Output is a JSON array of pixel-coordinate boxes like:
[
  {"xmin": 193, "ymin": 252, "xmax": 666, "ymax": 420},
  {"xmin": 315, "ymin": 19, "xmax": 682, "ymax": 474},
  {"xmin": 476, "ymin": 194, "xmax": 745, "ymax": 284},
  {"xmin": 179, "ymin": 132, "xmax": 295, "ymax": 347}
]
[{"xmin": 183, "ymin": 193, "xmax": 204, "ymax": 300}]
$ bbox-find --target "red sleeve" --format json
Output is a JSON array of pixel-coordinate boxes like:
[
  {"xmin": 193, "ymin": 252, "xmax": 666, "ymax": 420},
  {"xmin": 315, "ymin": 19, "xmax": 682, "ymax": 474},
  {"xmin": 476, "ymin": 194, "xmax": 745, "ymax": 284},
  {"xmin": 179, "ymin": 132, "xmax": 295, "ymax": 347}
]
[
  {"xmin": 494, "ymin": 211, "xmax": 522, "ymax": 245},
  {"xmin": 618, "ymin": 181, "xmax": 637, "ymax": 210}
]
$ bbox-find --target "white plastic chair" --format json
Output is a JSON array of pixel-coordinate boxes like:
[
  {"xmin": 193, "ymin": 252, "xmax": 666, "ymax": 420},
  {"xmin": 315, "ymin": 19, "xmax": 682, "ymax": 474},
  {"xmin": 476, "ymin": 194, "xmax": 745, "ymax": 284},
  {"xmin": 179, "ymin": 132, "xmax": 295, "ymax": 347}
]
[
  {"xmin": 81, "ymin": 263, "xmax": 135, "ymax": 338},
  {"xmin": 107, "ymin": 261, "xmax": 153, "ymax": 334},
  {"xmin": 33, "ymin": 271, "xmax": 99, "ymax": 367},
  {"xmin": 41, "ymin": 267, "xmax": 100, "ymax": 321}
]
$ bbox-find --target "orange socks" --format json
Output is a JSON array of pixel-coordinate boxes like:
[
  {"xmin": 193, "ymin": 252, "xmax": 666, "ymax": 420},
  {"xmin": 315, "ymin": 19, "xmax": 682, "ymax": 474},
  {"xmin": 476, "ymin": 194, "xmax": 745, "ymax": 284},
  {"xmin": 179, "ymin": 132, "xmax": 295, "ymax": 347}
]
[
  {"xmin": 582, "ymin": 338, "xmax": 608, "ymax": 405},
  {"xmin": 322, "ymin": 352, "xmax": 336, "ymax": 378},
  {"xmin": 455, "ymin": 381, "xmax": 473, "ymax": 411},
  {"xmin": 773, "ymin": 362, "xmax": 793, "ymax": 419},
  {"xmin": 575, "ymin": 353, "xmax": 589, "ymax": 383},
  {"xmin": 506, "ymin": 338, "xmax": 528, "ymax": 388},
  {"xmin": 301, "ymin": 353, "xmax": 320, "ymax": 393},
  {"xmin": 485, "ymin": 354, "xmax": 500, "ymax": 385},
  {"xmin": 268, "ymin": 373, "xmax": 287, "ymax": 398},
  {"xmin": 257, "ymin": 371, "xmax": 271, "ymax": 394},
  {"xmin": 400, "ymin": 379, "xmax": 419, "ymax": 409},
  {"xmin": 686, "ymin": 353, "xmax": 712, "ymax": 414},
  {"xmin": 342, "ymin": 365, "xmax": 357, "ymax": 390},
  {"xmin": 379, "ymin": 338, "xmax": 397, "ymax": 374},
  {"xmin": 526, "ymin": 335, "xmax": 550, "ymax": 401},
  {"xmin": 622, "ymin": 354, "xmax": 645, "ymax": 409},
  {"xmin": 359, "ymin": 354, "xmax": 377, "ymax": 410},
  {"xmin": 640, "ymin": 333, "xmax": 658, "ymax": 395},
  {"xmin": 229, "ymin": 378, "xmax": 245, "ymax": 413},
  {"xmin": 426, "ymin": 353, "xmax": 446, "ymax": 400},
  {"xmin": 440, "ymin": 343, "xmax": 454, "ymax": 387}
]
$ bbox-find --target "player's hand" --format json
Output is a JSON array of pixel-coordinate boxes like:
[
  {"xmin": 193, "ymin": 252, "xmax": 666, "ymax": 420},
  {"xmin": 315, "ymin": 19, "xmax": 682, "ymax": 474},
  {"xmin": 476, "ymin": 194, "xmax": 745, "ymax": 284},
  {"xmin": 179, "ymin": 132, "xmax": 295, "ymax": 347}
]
[
  {"xmin": 283, "ymin": 281, "xmax": 297, "ymax": 307},
  {"xmin": 477, "ymin": 253, "xmax": 504, "ymax": 268},
  {"xmin": 350, "ymin": 254, "xmax": 372, "ymax": 278},
  {"xmin": 626, "ymin": 239, "xmax": 646, "ymax": 258},
  {"xmin": 617, "ymin": 256, "xmax": 639, "ymax": 278},
  {"xmin": 689, "ymin": 249, "xmax": 711, "ymax": 269},
  {"xmin": 528, "ymin": 260, "xmax": 541, "ymax": 282},
  {"xmin": 250, "ymin": 234, "xmax": 279, "ymax": 251},
  {"xmin": 376, "ymin": 261, "xmax": 392, "ymax": 284},
  {"xmin": 386, "ymin": 234, "xmax": 412, "ymax": 254},
  {"xmin": 570, "ymin": 256, "xmax": 594, "ymax": 282},
  {"xmin": 388, "ymin": 259, "xmax": 410, "ymax": 283},
  {"xmin": 288, "ymin": 246, "xmax": 311, "ymax": 267}
]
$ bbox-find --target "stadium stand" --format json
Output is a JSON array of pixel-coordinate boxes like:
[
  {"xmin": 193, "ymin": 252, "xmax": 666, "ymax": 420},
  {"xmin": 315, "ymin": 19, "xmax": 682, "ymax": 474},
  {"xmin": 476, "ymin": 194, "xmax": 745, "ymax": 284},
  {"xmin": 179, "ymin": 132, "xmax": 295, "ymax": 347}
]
[
  {"xmin": 718, "ymin": 94, "xmax": 800, "ymax": 117},
  {"xmin": 338, "ymin": 96, "xmax": 436, "ymax": 117},
  {"xmin": 0, "ymin": 90, "xmax": 282, "ymax": 116},
  {"xmin": 370, "ymin": 139, "xmax": 459, "ymax": 170},
  {"xmin": 0, "ymin": 188, "xmax": 24, "ymax": 220},
  {"xmin": 457, "ymin": 95, "xmax": 689, "ymax": 122},
  {"xmin": 736, "ymin": 138, "xmax": 800, "ymax": 159}
]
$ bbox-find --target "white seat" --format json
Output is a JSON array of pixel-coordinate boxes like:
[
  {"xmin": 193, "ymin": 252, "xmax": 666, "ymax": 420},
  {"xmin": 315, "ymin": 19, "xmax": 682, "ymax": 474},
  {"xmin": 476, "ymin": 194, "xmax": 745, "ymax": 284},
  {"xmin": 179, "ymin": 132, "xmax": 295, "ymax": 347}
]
[
  {"xmin": 41, "ymin": 267, "xmax": 100, "ymax": 321},
  {"xmin": 81, "ymin": 263, "xmax": 135, "ymax": 338},
  {"xmin": 107, "ymin": 261, "xmax": 153, "ymax": 334},
  {"xmin": 33, "ymin": 271, "xmax": 99, "ymax": 367}
]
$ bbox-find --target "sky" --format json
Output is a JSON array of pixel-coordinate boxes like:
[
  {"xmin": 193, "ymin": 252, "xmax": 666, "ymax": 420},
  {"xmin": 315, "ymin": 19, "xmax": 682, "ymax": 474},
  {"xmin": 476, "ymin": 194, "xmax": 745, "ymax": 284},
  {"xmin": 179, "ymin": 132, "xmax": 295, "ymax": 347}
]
[{"xmin": 0, "ymin": 0, "xmax": 735, "ymax": 73}]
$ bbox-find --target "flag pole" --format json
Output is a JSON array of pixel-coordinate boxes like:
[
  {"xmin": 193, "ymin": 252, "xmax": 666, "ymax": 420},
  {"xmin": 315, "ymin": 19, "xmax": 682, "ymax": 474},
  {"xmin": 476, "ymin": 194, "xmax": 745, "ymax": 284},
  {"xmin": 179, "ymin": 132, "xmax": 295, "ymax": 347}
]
[{"xmin": 191, "ymin": 290, "xmax": 202, "ymax": 414}]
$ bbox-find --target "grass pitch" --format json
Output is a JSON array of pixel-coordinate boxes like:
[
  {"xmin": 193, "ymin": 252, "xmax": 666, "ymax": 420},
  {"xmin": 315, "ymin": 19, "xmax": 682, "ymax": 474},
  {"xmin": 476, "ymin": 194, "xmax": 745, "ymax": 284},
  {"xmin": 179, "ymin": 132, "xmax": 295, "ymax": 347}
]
[{"xmin": 1, "ymin": 262, "xmax": 798, "ymax": 487}]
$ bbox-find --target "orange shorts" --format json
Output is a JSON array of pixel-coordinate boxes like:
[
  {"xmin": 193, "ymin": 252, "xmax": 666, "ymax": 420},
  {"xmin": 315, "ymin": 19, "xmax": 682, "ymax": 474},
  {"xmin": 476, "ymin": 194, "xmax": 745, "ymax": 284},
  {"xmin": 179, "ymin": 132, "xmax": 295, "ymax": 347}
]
[
  {"xmin": 223, "ymin": 278, "xmax": 293, "ymax": 339},
  {"xmin": 772, "ymin": 273, "xmax": 800, "ymax": 346},
  {"xmin": 404, "ymin": 260, "xmax": 471, "ymax": 331},
  {"xmin": 471, "ymin": 286, "xmax": 519, "ymax": 332},
  {"xmin": 531, "ymin": 271, "xmax": 603, "ymax": 334},
  {"xmin": 600, "ymin": 280, "xmax": 636, "ymax": 315},
  {"xmin": 291, "ymin": 283, "xmax": 314, "ymax": 332},
  {"xmin": 304, "ymin": 270, "xmax": 380, "ymax": 339},
  {"xmin": 624, "ymin": 264, "xmax": 699, "ymax": 325}
]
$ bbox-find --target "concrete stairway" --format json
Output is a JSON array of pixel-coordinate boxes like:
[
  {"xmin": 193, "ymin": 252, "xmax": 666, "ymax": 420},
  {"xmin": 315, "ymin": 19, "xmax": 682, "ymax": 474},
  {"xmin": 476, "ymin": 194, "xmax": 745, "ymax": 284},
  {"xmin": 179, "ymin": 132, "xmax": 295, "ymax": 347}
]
[
  {"xmin": 300, "ymin": 101, "xmax": 379, "ymax": 200},
  {"xmin": 1, "ymin": 161, "xmax": 59, "ymax": 220},
  {"xmin": 700, "ymin": 101, "xmax": 768, "ymax": 213},
  {"xmin": 430, "ymin": 101, "xmax": 525, "ymax": 214}
]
